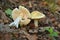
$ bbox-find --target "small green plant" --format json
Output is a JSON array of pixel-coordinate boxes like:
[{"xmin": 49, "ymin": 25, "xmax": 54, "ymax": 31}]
[
  {"xmin": 45, "ymin": 27, "xmax": 58, "ymax": 37},
  {"xmin": 5, "ymin": 8, "xmax": 12, "ymax": 18},
  {"xmin": 45, "ymin": 27, "xmax": 58, "ymax": 40}
]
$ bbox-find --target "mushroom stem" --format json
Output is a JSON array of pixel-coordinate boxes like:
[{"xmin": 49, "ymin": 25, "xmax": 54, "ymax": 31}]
[
  {"xmin": 34, "ymin": 20, "xmax": 38, "ymax": 28},
  {"xmin": 9, "ymin": 16, "xmax": 22, "ymax": 28}
]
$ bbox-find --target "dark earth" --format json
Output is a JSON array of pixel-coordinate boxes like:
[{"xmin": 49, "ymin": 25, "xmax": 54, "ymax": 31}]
[{"xmin": 0, "ymin": 0, "xmax": 60, "ymax": 40}]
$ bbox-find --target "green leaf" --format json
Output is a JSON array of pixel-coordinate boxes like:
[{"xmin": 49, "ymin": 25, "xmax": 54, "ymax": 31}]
[
  {"xmin": 49, "ymin": 33, "xmax": 53, "ymax": 37},
  {"xmin": 49, "ymin": 32, "xmax": 58, "ymax": 37},
  {"xmin": 44, "ymin": 27, "xmax": 58, "ymax": 37},
  {"xmin": 45, "ymin": 27, "xmax": 53, "ymax": 33},
  {"xmin": 5, "ymin": 8, "xmax": 12, "ymax": 15},
  {"xmin": 49, "ymin": 27, "xmax": 53, "ymax": 33},
  {"xmin": 5, "ymin": 8, "xmax": 12, "ymax": 18},
  {"xmin": 53, "ymin": 32, "xmax": 58, "ymax": 37}
]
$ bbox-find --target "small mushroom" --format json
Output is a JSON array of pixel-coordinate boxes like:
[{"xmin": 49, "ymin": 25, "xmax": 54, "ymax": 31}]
[
  {"xmin": 31, "ymin": 11, "xmax": 46, "ymax": 28},
  {"xmin": 9, "ymin": 8, "xmax": 22, "ymax": 28},
  {"xmin": 9, "ymin": 6, "xmax": 31, "ymax": 28},
  {"xmin": 19, "ymin": 6, "xmax": 31, "ymax": 18},
  {"xmin": 19, "ymin": 6, "xmax": 31, "ymax": 26}
]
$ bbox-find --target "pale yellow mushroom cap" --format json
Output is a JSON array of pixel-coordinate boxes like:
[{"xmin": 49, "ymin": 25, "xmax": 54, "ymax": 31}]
[
  {"xmin": 12, "ymin": 8, "xmax": 20, "ymax": 20},
  {"xmin": 12, "ymin": 6, "xmax": 31, "ymax": 25},
  {"xmin": 31, "ymin": 11, "xmax": 45, "ymax": 19},
  {"xmin": 19, "ymin": 6, "xmax": 31, "ymax": 18},
  {"xmin": 20, "ymin": 19, "xmax": 31, "ymax": 26}
]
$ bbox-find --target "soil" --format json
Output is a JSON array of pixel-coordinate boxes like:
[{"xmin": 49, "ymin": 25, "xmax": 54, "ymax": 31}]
[{"xmin": 0, "ymin": 0, "xmax": 60, "ymax": 40}]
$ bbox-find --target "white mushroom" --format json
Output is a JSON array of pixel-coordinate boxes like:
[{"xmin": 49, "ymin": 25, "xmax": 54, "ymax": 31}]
[
  {"xmin": 9, "ymin": 8, "xmax": 22, "ymax": 28},
  {"xmin": 31, "ymin": 11, "xmax": 46, "ymax": 28},
  {"xmin": 9, "ymin": 6, "xmax": 31, "ymax": 28},
  {"xmin": 19, "ymin": 6, "xmax": 31, "ymax": 26},
  {"xmin": 19, "ymin": 6, "xmax": 31, "ymax": 18},
  {"xmin": 9, "ymin": 16, "xmax": 22, "ymax": 28}
]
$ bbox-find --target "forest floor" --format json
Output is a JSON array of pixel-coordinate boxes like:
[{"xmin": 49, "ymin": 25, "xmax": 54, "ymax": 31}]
[{"xmin": 0, "ymin": 0, "xmax": 60, "ymax": 40}]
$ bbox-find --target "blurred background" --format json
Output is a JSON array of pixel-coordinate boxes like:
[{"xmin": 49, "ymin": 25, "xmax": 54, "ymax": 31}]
[{"xmin": 0, "ymin": 0, "xmax": 60, "ymax": 40}]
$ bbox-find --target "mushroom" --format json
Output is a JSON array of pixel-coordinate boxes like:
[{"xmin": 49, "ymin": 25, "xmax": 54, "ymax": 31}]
[
  {"xmin": 9, "ymin": 6, "xmax": 31, "ymax": 28},
  {"xmin": 31, "ymin": 11, "xmax": 46, "ymax": 28},
  {"xmin": 19, "ymin": 6, "xmax": 31, "ymax": 26},
  {"xmin": 19, "ymin": 6, "xmax": 31, "ymax": 18}
]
